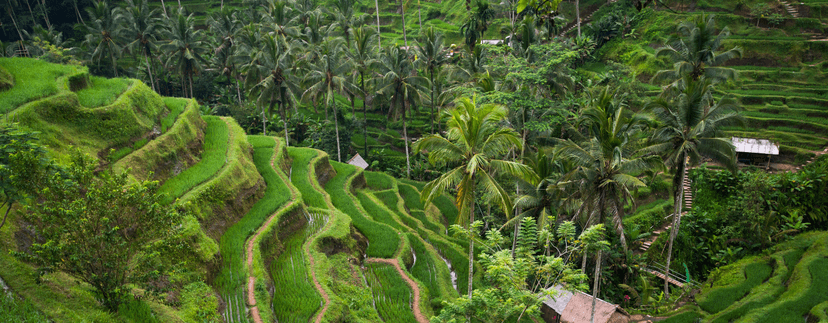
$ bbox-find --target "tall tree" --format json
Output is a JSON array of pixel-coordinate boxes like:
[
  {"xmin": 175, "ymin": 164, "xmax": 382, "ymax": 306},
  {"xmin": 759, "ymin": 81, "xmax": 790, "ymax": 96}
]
[
  {"xmin": 460, "ymin": 0, "xmax": 495, "ymax": 51},
  {"xmin": 415, "ymin": 26, "xmax": 447, "ymax": 134},
  {"xmin": 348, "ymin": 26, "xmax": 377, "ymax": 158},
  {"xmin": 328, "ymin": 0, "xmax": 364, "ymax": 47},
  {"xmin": 246, "ymin": 35, "xmax": 300, "ymax": 142},
  {"xmin": 556, "ymin": 87, "xmax": 659, "ymax": 320},
  {"xmin": 643, "ymin": 76, "xmax": 742, "ymax": 298},
  {"xmin": 652, "ymin": 13, "xmax": 742, "ymax": 86},
  {"xmin": 119, "ymin": 0, "xmax": 161, "ymax": 92},
  {"xmin": 83, "ymin": 0, "xmax": 121, "ymax": 76},
  {"xmin": 414, "ymin": 96, "xmax": 534, "ymax": 300},
  {"xmin": 208, "ymin": 7, "xmax": 244, "ymax": 104},
  {"xmin": 14, "ymin": 152, "xmax": 183, "ymax": 312},
  {"xmin": 375, "ymin": 46, "xmax": 427, "ymax": 178},
  {"xmin": 161, "ymin": 8, "xmax": 207, "ymax": 98},
  {"xmin": 302, "ymin": 39, "xmax": 355, "ymax": 162}
]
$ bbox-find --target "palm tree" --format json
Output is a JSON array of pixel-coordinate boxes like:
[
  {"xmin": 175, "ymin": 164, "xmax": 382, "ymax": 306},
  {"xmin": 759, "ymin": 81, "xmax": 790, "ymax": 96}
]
[
  {"xmin": 83, "ymin": 0, "xmax": 121, "ymax": 77},
  {"xmin": 459, "ymin": 0, "xmax": 495, "ymax": 51},
  {"xmin": 414, "ymin": 96, "xmax": 534, "ymax": 300},
  {"xmin": 415, "ymin": 26, "xmax": 448, "ymax": 134},
  {"xmin": 643, "ymin": 76, "xmax": 743, "ymax": 298},
  {"xmin": 302, "ymin": 39, "xmax": 355, "ymax": 162},
  {"xmin": 348, "ymin": 26, "xmax": 377, "ymax": 158},
  {"xmin": 556, "ymin": 87, "xmax": 659, "ymax": 322},
  {"xmin": 119, "ymin": 0, "xmax": 161, "ymax": 92},
  {"xmin": 511, "ymin": 149, "xmax": 569, "ymax": 255},
  {"xmin": 375, "ymin": 46, "xmax": 428, "ymax": 178},
  {"xmin": 264, "ymin": 0, "xmax": 300, "ymax": 39},
  {"xmin": 374, "ymin": 0, "xmax": 381, "ymax": 48},
  {"xmin": 207, "ymin": 7, "xmax": 244, "ymax": 104},
  {"xmin": 328, "ymin": 0, "xmax": 365, "ymax": 47},
  {"xmin": 399, "ymin": 0, "xmax": 409, "ymax": 47},
  {"xmin": 652, "ymin": 13, "xmax": 742, "ymax": 86},
  {"xmin": 246, "ymin": 35, "xmax": 300, "ymax": 142},
  {"xmin": 161, "ymin": 8, "xmax": 207, "ymax": 98}
]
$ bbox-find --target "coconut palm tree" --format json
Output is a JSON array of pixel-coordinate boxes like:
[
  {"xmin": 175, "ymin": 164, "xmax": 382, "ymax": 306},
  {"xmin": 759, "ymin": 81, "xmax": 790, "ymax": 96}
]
[
  {"xmin": 652, "ymin": 13, "xmax": 742, "ymax": 86},
  {"xmin": 161, "ymin": 8, "xmax": 207, "ymax": 98},
  {"xmin": 642, "ymin": 75, "xmax": 743, "ymax": 298},
  {"xmin": 375, "ymin": 46, "xmax": 428, "ymax": 178},
  {"xmin": 415, "ymin": 26, "xmax": 448, "ymax": 134},
  {"xmin": 207, "ymin": 7, "xmax": 244, "ymax": 103},
  {"xmin": 459, "ymin": 0, "xmax": 495, "ymax": 51},
  {"xmin": 556, "ymin": 87, "xmax": 660, "ymax": 321},
  {"xmin": 328, "ymin": 0, "xmax": 365, "ymax": 47},
  {"xmin": 348, "ymin": 26, "xmax": 377, "ymax": 158},
  {"xmin": 302, "ymin": 39, "xmax": 355, "ymax": 162},
  {"xmin": 83, "ymin": 0, "xmax": 121, "ymax": 77},
  {"xmin": 119, "ymin": 0, "xmax": 161, "ymax": 92},
  {"xmin": 246, "ymin": 35, "xmax": 301, "ymax": 142},
  {"xmin": 264, "ymin": 0, "xmax": 300, "ymax": 39},
  {"xmin": 414, "ymin": 96, "xmax": 534, "ymax": 300}
]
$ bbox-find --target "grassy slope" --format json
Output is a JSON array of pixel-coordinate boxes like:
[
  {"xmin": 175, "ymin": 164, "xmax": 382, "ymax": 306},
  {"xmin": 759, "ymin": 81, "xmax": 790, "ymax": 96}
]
[{"xmin": 664, "ymin": 231, "xmax": 828, "ymax": 322}]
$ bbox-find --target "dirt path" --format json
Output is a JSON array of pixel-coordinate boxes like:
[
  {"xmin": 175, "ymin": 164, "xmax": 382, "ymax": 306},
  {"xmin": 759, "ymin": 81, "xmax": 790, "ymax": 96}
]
[
  {"xmin": 365, "ymin": 258, "xmax": 429, "ymax": 323},
  {"xmin": 243, "ymin": 140, "xmax": 297, "ymax": 323}
]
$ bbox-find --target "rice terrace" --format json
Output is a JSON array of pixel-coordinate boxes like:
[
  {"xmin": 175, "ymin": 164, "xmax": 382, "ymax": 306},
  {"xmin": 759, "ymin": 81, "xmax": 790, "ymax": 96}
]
[{"xmin": 1, "ymin": 0, "xmax": 828, "ymax": 322}]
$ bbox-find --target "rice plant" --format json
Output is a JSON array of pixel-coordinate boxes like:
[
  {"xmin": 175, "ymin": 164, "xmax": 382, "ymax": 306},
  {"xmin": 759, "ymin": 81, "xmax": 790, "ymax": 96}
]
[
  {"xmin": 161, "ymin": 97, "xmax": 189, "ymax": 133},
  {"xmin": 325, "ymin": 162, "xmax": 399, "ymax": 258},
  {"xmin": 365, "ymin": 263, "xmax": 418, "ymax": 323},
  {"xmin": 698, "ymin": 262, "xmax": 773, "ymax": 313},
  {"xmin": 364, "ymin": 171, "xmax": 395, "ymax": 190},
  {"xmin": 406, "ymin": 233, "xmax": 446, "ymax": 301},
  {"xmin": 75, "ymin": 76, "xmax": 131, "ymax": 108},
  {"xmin": 0, "ymin": 57, "xmax": 72, "ymax": 113},
  {"xmin": 288, "ymin": 148, "xmax": 328, "ymax": 210},
  {"xmin": 271, "ymin": 211, "xmax": 326, "ymax": 323},
  {"xmin": 215, "ymin": 143, "xmax": 293, "ymax": 323},
  {"xmin": 356, "ymin": 191, "xmax": 407, "ymax": 231},
  {"xmin": 157, "ymin": 116, "xmax": 229, "ymax": 204}
]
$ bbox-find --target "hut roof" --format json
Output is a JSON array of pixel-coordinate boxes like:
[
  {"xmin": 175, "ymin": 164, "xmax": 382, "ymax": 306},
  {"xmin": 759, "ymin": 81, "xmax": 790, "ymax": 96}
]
[
  {"xmin": 732, "ymin": 137, "xmax": 779, "ymax": 155},
  {"xmin": 347, "ymin": 153, "xmax": 369, "ymax": 169},
  {"xmin": 542, "ymin": 286, "xmax": 629, "ymax": 323}
]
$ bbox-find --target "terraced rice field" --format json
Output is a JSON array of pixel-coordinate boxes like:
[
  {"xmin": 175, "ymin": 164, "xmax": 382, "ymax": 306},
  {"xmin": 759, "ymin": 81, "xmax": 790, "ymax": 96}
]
[
  {"xmin": 662, "ymin": 231, "xmax": 828, "ymax": 322},
  {"xmin": 270, "ymin": 211, "xmax": 326, "ymax": 323}
]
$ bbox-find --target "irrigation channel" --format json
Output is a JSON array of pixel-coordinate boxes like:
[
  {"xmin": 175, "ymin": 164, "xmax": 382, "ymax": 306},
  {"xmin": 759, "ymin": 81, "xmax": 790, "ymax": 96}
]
[{"xmin": 271, "ymin": 211, "xmax": 328, "ymax": 323}]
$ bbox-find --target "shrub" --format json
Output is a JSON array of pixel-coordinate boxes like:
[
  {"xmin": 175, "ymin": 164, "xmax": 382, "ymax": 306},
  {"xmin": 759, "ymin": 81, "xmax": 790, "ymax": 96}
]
[{"xmin": 180, "ymin": 282, "xmax": 220, "ymax": 323}]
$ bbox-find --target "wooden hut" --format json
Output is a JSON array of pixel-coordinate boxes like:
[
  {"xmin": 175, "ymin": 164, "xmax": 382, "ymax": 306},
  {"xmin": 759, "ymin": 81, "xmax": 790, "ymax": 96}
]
[{"xmin": 732, "ymin": 137, "xmax": 779, "ymax": 169}]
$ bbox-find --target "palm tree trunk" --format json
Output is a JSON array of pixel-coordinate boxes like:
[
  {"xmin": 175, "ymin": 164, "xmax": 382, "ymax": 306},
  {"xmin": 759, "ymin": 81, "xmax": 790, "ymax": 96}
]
[
  {"xmin": 281, "ymin": 101, "xmax": 290, "ymax": 146},
  {"xmin": 144, "ymin": 51, "xmax": 156, "ymax": 92},
  {"xmin": 236, "ymin": 79, "xmax": 243, "ymax": 105},
  {"xmin": 73, "ymin": 0, "xmax": 85, "ymax": 25},
  {"xmin": 417, "ymin": 0, "xmax": 423, "ymax": 31},
  {"xmin": 664, "ymin": 154, "xmax": 687, "ymax": 299},
  {"xmin": 467, "ymin": 196, "xmax": 475, "ymax": 300},
  {"xmin": 590, "ymin": 250, "xmax": 602, "ymax": 323},
  {"xmin": 177, "ymin": 0, "xmax": 182, "ymax": 9},
  {"xmin": 430, "ymin": 68, "xmax": 435, "ymax": 134},
  {"xmin": 576, "ymin": 0, "xmax": 581, "ymax": 37},
  {"xmin": 362, "ymin": 72, "xmax": 368, "ymax": 158},
  {"xmin": 333, "ymin": 97, "xmax": 342, "ymax": 162},
  {"xmin": 110, "ymin": 47, "xmax": 119, "ymax": 77},
  {"xmin": 189, "ymin": 73, "xmax": 194, "ymax": 99},
  {"xmin": 23, "ymin": 0, "xmax": 35, "ymax": 25},
  {"xmin": 160, "ymin": 0, "xmax": 168, "ymax": 16},
  {"xmin": 7, "ymin": 6, "xmax": 26, "ymax": 46},
  {"xmin": 375, "ymin": 0, "xmax": 382, "ymax": 48},
  {"xmin": 401, "ymin": 2, "xmax": 408, "ymax": 47},
  {"xmin": 38, "ymin": 0, "xmax": 50, "ymax": 29},
  {"xmin": 403, "ymin": 100, "xmax": 411, "ymax": 178}
]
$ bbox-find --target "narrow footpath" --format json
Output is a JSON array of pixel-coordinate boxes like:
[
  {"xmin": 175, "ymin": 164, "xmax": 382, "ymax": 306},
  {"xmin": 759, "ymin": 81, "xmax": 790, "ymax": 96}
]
[{"xmin": 365, "ymin": 258, "xmax": 429, "ymax": 323}]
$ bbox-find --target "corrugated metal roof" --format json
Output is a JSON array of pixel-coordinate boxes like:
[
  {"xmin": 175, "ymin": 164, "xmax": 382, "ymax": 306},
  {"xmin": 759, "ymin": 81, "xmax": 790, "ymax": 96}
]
[
  {"xmin": 732, "ymin": 137, "xmax": 779, "ymax": 155},
  {"xmin": 347, "ymin": 153, "xmax": 370, "ymax": 169},
  {"xmin": 542, "ymin": 286, "xmax": 626, "ymax": 323},
  {"xmin": 480, "ymin": 39, "xmax": 503, "ymax": 45}
]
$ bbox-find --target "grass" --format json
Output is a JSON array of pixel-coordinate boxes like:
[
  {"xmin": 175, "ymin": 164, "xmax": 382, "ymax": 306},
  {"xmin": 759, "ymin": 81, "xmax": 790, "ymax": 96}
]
[
  {"xmin": 0, "ymin": 294, "xmax": 50, "ymax": 323},
  {"xmin": 157, "ymin": 116, "xmax": 228, "ymax": 204},
  {"xmin": 214, "ymin": 140, "xmax": 293, "ymax": 322},
  {"xmin": 326, "ymin": 162, "xmax": 400, "ymax": 258},
  {"xmin": 288, "ymin": 148, "xmax": 328, "ymax": 210},
  {"xmin": 75, "ymin": 76, "xmax": 131, "ymax": 108},
  {"xmin": 0, "ymin": 57, "xmax": 77, "ymax": 113},
  {"xmin": 406, "ymin": 233, "xmax": 448, "ymax": 302},
  {"xmin": 365, "ymin": 262, "xmax": 419, "ymax": 323},
  {"xmin": 356, "ymin": 191, "xmax": 407, "ymax": 232},
  {"xmin": 270, "ymin": 211, "xmax": 324, "ymax": 323},
  {"xmin": 161, "ymin": 97, "xmax": 189, "ymax": 133},
  {"xmin": 698, "ymin": 262, "xmax": 774, "ymax": 313}
]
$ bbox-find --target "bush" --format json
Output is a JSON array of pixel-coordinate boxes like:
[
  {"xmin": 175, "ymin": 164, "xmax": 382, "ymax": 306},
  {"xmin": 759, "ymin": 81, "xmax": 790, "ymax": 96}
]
[{"xmin": 180, "ymin": 282, "xmax": 220, "ymax": 323}]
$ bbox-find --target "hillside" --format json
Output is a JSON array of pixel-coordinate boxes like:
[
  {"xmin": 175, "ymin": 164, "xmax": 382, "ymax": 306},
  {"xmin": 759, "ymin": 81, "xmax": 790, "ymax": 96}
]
[
  {"xmin": 0, "ymin": 58, "xmax": 465, "ymax": 323},
  {"xmin": 660, "ymin": 231, "xmax": 828, "ymax": 323}
]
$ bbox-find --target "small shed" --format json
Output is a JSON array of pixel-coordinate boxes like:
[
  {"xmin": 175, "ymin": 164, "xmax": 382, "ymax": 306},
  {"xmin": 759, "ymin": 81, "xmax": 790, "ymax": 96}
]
[
  {"xmin": 347, "ymin": 153, "xmax": 369, "ymax": 170},
  {"xmin": 732, "ymin": 137, "xmax": 779, "ymax": 169},
  {"xmin": 480, "ymin": 39, "xmax": 503, "ymax": 45},
  {"xmin": 541, "ymin": 286, "xmax": 630, "ymax": 323}
]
